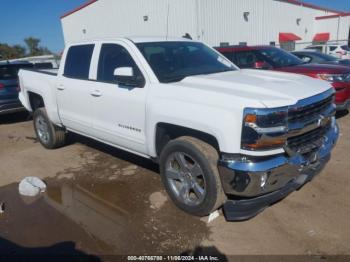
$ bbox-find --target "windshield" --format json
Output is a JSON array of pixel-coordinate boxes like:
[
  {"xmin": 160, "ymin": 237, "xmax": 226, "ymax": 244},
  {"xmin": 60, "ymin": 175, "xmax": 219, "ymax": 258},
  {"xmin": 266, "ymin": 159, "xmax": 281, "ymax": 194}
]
[
  {"xmin": 136, "ymin": 41, "xmax": 236, "ymax": 83},
  {"xmin": 312, "ymin": 52, "xmax": 339, "ymax": 61},
  {"xmin": 341, "ymin": 45, "xmax": 350, "ymax": 51},
  {"xmin": 254, "ymin": 48, "xmax": 304, "ymax": 68},
  {"xmin": 0, "ymin": 64, "xmax": 33, "ymax": 80}
]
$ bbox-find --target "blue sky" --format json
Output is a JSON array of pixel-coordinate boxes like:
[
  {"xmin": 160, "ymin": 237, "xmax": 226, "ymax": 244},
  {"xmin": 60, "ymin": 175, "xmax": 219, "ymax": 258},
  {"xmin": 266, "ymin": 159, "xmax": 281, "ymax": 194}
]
[
  {"xmin": 0, "ymin": 0, "xmax": 349, "ymax": 53},
  {"xmin": 0, "ymin": 0, "xmax": 86, "ymax": 53},
  {"xmin": 303, "ymin": 0, "xmax": 350, "ymax": 12}
]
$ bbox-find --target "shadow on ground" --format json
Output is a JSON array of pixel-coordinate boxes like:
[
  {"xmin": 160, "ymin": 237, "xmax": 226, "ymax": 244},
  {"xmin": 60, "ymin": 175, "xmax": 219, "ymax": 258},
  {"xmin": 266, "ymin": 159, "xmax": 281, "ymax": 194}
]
[
  {"xmin": 336, "ymin": 109, "xmax": 349, "ymax": 119},
  {"xmin": 0, "ymin": 112, "xmax": 31, "ymax": 125},
  {"xmin": 0, "ymin": 238, "xmax": 100, "ymax": 262},
  {"xmin": 67, "ymin": 132, "xmax": 159, "ymax": 173}
]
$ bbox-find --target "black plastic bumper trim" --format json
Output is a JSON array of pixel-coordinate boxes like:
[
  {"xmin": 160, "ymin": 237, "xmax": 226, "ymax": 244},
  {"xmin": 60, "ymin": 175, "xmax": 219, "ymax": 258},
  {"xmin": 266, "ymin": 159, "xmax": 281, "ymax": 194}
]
[{"xmin": 223, "ymin": 178, "xmax": 307, "ymax": 221}]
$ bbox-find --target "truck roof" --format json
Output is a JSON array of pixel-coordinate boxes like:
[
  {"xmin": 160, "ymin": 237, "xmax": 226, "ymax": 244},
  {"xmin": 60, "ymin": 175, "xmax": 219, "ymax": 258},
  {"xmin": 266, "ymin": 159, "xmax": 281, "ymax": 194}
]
[
  {"xmin": 128, "ymin": 36, "xmax": 194, "ymax": 43},
  {"xmin": 66, "ymin": 36, "xmax": 195, "ymax": 46}
]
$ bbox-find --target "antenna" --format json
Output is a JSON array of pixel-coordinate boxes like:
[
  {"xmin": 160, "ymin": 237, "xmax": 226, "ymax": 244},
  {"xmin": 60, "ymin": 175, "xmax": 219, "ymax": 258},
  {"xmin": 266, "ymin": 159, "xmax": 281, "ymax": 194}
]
[{"xmin": 166, "ymin": 1, "xmax": 170, "ymax": 40}]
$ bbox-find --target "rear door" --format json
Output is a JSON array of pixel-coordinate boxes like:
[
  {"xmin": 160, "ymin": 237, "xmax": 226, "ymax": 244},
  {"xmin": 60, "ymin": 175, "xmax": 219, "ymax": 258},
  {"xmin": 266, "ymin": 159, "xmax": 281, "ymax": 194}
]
[{"xmin": 57, "ymin": 44, "xmax": 96, "ymax": 135}]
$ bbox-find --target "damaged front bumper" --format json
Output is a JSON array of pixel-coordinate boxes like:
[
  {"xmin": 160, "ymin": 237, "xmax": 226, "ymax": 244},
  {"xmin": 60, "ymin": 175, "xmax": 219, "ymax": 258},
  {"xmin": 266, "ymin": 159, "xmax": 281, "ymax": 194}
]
[{"xmin": 218, "ymin": 122, "xmax": 339, "ymax": 221}]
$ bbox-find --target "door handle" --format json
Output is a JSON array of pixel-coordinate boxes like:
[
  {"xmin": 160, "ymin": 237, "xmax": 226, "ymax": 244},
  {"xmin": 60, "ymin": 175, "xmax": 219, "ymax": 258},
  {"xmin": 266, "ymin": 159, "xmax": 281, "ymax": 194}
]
[
  {"xmin": 91, "ymin": 90, "xmax": 102, "ymax": 97},
  {"xmin": 57, "ymin": 84, "xmax": 65, "ymax": 91}
]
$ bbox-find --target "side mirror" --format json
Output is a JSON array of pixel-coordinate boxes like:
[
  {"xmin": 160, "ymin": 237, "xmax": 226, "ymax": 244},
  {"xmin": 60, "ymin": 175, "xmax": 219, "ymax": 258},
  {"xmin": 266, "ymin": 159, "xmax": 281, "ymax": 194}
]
[
  {"xmin": 113, "ymin": 67, "xmax": 145, "ymax": 87},
  {"xmin": 254, "ymin": 61, "xmax": 271, "ymax": 70}
]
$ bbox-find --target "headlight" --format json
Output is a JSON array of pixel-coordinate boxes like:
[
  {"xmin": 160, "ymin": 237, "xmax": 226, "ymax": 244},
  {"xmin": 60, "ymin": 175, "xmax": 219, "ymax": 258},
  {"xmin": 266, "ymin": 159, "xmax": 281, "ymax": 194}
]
[
  {"xmin": 317, "ymin": 74, "xmax": 350, "ymax": 83},
  {"xmin": 242, "ymin": 107, "xmax": 288, "ymax": 150}
]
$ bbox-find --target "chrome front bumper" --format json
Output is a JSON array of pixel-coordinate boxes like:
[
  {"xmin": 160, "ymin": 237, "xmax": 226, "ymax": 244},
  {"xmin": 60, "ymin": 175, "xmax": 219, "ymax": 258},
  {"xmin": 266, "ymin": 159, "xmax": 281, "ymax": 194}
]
[{"xmin": 218, "ymin": 123, "xmax": 339, "ymax": 198}]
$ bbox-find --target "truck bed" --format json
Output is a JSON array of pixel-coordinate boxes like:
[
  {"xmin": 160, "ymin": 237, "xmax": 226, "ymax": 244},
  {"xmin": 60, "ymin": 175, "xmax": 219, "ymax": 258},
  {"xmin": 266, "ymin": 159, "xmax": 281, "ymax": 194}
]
[
  {"xmin": 18, "ymin": 68, "xmax": 61, "ymax": 125},
  {"xmin": 21, "ymin": 68, "xmax": 59, "ymax": 76}
]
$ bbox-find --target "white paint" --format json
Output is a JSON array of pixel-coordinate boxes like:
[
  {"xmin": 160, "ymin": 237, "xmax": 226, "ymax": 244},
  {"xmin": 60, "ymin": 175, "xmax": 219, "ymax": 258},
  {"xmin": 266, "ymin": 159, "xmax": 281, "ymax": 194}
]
[{"xmin": 18, "ymin": 38, "xmax": 332, "ymax": 158}]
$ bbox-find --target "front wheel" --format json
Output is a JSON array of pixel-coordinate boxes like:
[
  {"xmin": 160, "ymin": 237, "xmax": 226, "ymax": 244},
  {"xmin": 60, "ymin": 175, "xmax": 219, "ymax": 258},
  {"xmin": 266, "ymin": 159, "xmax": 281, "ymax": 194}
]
[
  {"xmin": 159, "ymin": 136, "xmax": 226, "ymax": 217},
  {"xmin": 33, "ymin": 108, "xmax": 66, "ymax": 149}
]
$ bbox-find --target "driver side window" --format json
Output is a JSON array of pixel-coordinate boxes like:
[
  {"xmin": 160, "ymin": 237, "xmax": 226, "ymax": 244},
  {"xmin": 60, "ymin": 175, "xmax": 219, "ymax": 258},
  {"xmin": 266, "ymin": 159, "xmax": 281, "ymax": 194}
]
[{"xmin": 97, "ymin": 44, "xmax": 142, "ymax": 83}]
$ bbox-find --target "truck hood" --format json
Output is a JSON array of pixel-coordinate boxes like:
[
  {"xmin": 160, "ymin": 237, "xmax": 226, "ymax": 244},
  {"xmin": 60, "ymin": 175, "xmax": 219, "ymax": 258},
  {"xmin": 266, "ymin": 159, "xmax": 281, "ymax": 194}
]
[{"xmin": 173, "ymin": 69, "xmax": 332, "ymax": 108}]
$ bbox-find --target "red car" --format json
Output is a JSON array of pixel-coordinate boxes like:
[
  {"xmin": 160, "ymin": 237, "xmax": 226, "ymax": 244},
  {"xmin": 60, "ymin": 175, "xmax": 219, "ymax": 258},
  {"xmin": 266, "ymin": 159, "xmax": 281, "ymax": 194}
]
[{"xmin": 216, "ymin": 46, "xmax": 350, "ymax": 110}]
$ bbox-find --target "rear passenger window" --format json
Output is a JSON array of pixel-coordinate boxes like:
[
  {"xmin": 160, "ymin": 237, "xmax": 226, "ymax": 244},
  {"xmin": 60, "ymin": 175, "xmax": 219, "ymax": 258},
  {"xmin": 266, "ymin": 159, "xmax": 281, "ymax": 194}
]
[
  {"xmin": 97, "ymin": 44, "xmax": 140, "ymax": 83},
  {"xmin": 329, "ymin": 46, "xmax": 337, "ymax": 52},
  {"xmin": 64, "ymin": 44, "xmax": 94, "ymax": 79}
]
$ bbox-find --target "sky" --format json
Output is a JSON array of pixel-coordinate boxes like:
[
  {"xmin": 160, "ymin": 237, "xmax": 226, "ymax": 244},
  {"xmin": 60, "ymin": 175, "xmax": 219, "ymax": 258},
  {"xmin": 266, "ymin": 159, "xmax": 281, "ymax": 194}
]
[
  {"xmin": 303, "ymin": 0, "xmax": 350, "ymax": 12},
  {"xmin": 0, "ymin": 0, "xmax": 349, "ymax": 53},
  {"xmin": 0, "ymin": 0, "xmax": 86, "ymax": 53}
]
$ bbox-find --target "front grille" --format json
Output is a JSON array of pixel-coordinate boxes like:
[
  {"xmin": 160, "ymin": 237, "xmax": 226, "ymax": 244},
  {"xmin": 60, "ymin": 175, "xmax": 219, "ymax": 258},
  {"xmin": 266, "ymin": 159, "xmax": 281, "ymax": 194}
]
[
  {"xmin": 288, "ymin": 94, "xmax": 334, "ymax": 122},
  {"xmin": 287, "ymin": 123, "xmax": 331, "ymax": 155}
]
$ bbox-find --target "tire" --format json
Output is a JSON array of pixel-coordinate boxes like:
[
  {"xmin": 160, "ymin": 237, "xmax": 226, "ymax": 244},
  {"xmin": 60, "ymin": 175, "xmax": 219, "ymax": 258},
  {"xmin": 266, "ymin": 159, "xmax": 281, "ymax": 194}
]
[
  {"xmin": 33, "ymin": 108, "xmax": 66, "ymax": 149},
  {"xmin": 159, "ymin": 136, "xmax": 226, "ymax": 217}
]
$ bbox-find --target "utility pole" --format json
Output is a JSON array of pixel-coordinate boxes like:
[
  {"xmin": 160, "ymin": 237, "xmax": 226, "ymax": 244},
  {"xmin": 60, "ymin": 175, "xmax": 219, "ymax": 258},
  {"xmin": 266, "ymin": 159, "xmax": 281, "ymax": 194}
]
[{"xmin": 336, "ymin": 16, "xmax": 340, "ymax": 43}]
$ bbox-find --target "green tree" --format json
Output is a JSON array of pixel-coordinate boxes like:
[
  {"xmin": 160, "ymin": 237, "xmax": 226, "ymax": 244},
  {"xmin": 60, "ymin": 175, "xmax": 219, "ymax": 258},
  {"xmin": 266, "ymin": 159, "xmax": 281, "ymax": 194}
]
[
  {"xmin": 13, "ymin": 44, "xmax": 26, "ymax": 57},
  {"xmin": 24, "ymin": 37, "xmax": 41, "ymax": 56},
  {"xmin": 38, "ymin": 46, "xmax": 52, "ymax": 55},
  {"xmin": 0, "ymin": 43, "xmax": 26, "ymax": 60},
  {"xmin": 0, "ymin": 37, "xmax": 52, "ymax": 60}
]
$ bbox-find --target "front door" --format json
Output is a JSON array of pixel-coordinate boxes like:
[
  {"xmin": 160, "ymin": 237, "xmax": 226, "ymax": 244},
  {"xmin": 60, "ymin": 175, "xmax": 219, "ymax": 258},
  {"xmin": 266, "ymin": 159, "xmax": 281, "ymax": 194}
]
[{"xmin": 90, "ymin": 43, "xmax": 148, "ymax": 154}]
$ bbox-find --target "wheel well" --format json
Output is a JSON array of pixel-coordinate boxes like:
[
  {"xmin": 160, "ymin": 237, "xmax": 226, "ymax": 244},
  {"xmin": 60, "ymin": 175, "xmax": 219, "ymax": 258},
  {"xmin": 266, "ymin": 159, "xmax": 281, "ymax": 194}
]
[
  {"xmin": 28, "ymin": 92, "xmax": 44, "ymax": 112},
  {"xmin": 155, "ymin": 123, "xmax": 220, "ymax": 157}
]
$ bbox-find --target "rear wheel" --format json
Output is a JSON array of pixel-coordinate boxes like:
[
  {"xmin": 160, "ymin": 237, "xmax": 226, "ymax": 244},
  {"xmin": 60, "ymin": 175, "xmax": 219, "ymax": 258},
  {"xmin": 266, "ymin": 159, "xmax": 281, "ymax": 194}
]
[
  {"xmin": 33, "ymin": 108, "xmax": 66, "ymax": 149},
  {"xmin": 159, "ymin": 136, "xmax": 226, "ymax": 217}
]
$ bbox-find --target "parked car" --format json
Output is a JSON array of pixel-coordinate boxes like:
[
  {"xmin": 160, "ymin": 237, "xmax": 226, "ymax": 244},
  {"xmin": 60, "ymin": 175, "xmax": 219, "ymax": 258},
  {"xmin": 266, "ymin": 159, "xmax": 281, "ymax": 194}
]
[
  {"xmin": 19, "ymin": 37, "xmax": 339, "ymax": 221},
  {"xmin": 216, "ymin": 45, "xmax": 350, "ymax": 110},
  {"xmin": 0, "ymin": 61, "xmax": 34, "ymax": 115},
  {"xmin": 292, "ymin": 51, "xmax": 350, "ymax": 67},
  {"xmin": 304, "ymin": 44, "xmax": 350, "ymax": 60}
]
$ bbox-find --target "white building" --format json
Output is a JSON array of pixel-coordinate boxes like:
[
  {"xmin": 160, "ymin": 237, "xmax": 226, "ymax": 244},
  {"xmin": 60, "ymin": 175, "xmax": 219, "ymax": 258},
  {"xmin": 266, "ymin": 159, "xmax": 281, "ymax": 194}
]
[{"xmin": 60, "ymin": 0, "xmax": 350, "ymax": 50}]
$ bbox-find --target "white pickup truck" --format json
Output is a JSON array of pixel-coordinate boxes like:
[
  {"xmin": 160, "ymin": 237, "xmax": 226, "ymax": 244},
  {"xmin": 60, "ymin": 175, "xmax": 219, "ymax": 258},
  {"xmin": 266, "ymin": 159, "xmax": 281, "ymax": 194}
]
[{"xmin": 18, "ymin": 37, "xmax": 339, "ymax": 221}]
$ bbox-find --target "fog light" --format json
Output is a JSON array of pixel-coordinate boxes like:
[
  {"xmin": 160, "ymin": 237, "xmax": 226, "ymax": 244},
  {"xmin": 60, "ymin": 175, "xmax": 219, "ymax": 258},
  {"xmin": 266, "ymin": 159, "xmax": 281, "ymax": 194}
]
[
  {"xmin": 231, "ymin": 171, "xmax": 251, "ymax": 193},
  {"xmin": 261, "ymin": 173, "xmax": 268, "ymax": 188}
]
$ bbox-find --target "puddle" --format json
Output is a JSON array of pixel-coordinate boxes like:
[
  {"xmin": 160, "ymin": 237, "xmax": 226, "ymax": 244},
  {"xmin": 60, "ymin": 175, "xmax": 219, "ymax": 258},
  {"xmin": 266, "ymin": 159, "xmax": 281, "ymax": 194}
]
[{"xmin": 0, "ymin": 149, "xmax": 210, "ymax": 256}]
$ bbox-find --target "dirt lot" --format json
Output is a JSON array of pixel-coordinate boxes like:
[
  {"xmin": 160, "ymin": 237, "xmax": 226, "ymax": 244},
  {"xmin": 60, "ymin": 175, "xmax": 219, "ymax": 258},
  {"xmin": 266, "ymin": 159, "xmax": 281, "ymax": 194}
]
[{"xmin": 0, "ymin": 111, "xmax": 349, "ymax": 259}]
